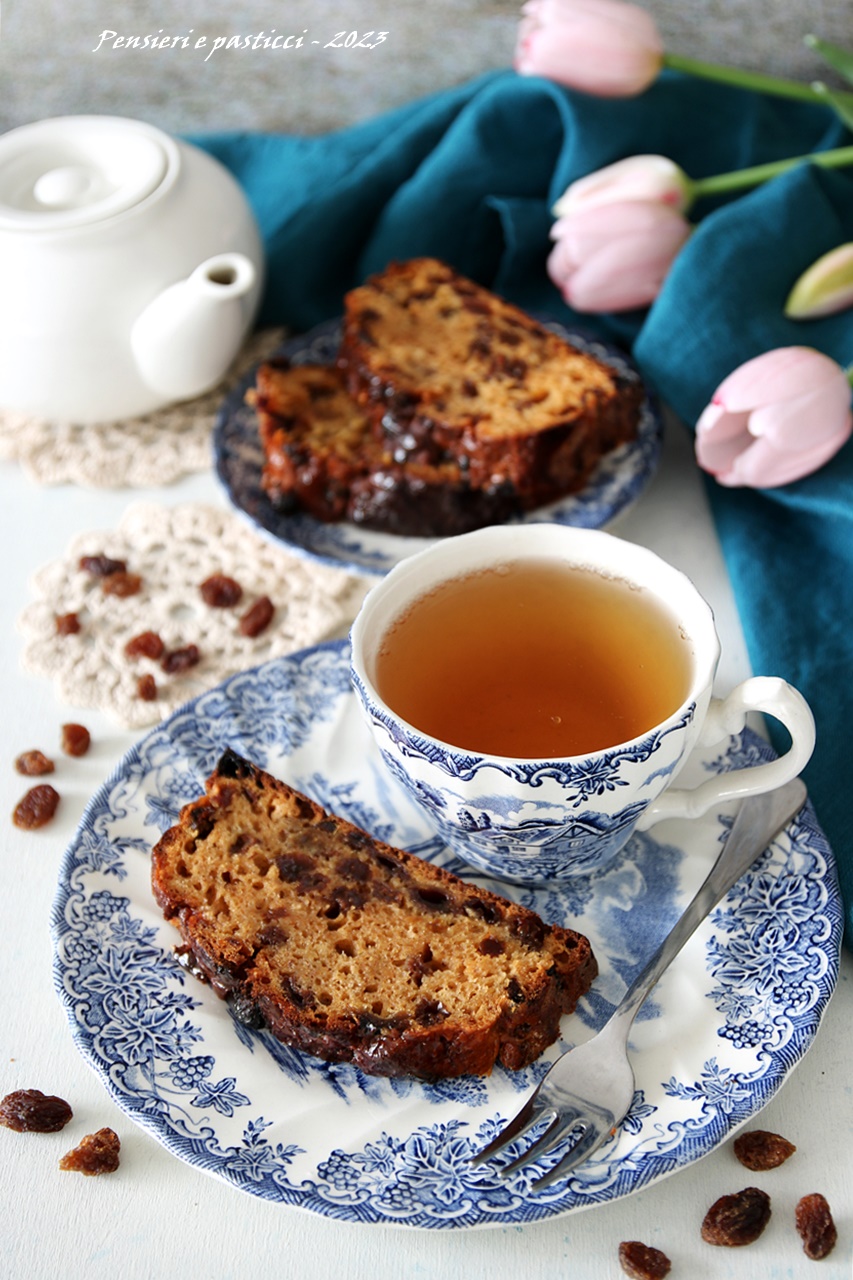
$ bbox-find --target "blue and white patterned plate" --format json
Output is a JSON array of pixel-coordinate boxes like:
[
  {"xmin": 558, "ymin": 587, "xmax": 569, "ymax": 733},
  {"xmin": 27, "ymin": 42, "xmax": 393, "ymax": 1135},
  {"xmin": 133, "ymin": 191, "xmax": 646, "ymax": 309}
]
[
  {"xmin": 52, "ymin": 641, "xmax": 842, "ymax": 1229},
  {"xmin": 212, "ymin": 321, "xmax": 663, "ymax": 576}
]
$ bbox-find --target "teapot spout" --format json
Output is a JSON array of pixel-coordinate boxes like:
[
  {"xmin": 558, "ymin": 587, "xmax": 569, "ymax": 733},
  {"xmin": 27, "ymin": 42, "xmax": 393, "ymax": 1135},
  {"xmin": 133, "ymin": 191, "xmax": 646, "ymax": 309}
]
[{"xmin": 130, "ymin": 253, "xmax": 257, "ymax": 401}]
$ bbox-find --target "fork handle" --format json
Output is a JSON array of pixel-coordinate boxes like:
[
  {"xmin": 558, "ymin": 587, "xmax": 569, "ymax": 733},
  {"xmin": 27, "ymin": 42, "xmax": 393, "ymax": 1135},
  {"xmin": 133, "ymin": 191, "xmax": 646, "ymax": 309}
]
[{"xmin": 608, "ymin": 777, "xmax": 807, "ymax": 1034}]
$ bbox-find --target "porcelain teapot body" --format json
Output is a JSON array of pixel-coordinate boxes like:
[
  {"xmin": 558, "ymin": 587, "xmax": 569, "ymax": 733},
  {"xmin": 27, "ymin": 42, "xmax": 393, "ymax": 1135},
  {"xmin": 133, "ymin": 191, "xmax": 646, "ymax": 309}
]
[{"xmin": 0, "ymin": 116, "xmax": 264, "ymax": 423}]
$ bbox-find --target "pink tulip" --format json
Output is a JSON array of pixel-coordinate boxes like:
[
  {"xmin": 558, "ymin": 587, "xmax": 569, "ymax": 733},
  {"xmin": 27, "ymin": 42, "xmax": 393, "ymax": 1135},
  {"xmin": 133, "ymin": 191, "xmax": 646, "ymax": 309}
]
[
  {"xmin": 553, "ymin": 155, "xmax": 692, "ymax": 218},
  {"xmin": 785, "ymin": 243, "xmax": 853, "ymax": 318},
  {"xmin": 695, "ymin": 348, "xmax": 853, "ymax": 488},
  {"xmin": 548, "ymin": 199, "xmax": 692, "ymax": 311},
  {"xmin": 515, "ymin": 0, "xmax": 664, "ymax": 97}
]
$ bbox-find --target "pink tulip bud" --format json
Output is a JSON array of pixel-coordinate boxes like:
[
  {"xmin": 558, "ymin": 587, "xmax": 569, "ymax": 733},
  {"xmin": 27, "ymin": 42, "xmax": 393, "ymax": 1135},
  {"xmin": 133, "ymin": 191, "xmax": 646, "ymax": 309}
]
[
  {"xmin": 548, "ymin": 199, "xmax": 692, "ymax": 311},
  {"xmin": 515, "ymin": 0, "xmax": 664, "ymax": 97},
  {"xmin": 552, "ymin": 155, "xmax": 692, "ymax": 217},
  {"xmin": 695, "ymin": 347, "xmax": 853, "ymax": 488},
  {"xmin": 785, "ymin": 243, "xmax": 853, "ymax": 318}
]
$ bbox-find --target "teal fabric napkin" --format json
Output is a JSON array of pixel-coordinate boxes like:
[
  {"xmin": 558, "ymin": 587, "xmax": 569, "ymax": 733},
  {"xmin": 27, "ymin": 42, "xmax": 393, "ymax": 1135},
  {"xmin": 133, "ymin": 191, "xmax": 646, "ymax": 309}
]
[{"xmin": 192, "ymin": 68, "xmax": 853, "ymax": 943}]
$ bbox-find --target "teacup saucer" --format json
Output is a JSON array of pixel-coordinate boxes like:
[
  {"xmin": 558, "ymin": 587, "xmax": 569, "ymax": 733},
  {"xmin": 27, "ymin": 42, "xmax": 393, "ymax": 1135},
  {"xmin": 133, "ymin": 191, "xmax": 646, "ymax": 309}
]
[{"xmin": 52, "ymin": 640, "xmax": 842, "ymax": 1228}]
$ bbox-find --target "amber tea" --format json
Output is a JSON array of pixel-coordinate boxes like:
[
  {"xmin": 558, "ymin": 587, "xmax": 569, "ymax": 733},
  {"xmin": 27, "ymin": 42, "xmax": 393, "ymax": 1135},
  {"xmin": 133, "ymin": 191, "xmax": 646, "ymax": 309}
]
[{"xmin": 374, "ymin": 559, "xmax": 693, "ymax": 757}]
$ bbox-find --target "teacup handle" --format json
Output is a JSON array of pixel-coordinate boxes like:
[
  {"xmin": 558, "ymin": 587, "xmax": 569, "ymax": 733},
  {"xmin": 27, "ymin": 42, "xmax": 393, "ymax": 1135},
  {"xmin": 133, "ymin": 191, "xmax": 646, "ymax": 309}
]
[{"xmin": 635, "ymin": 677, "xmax": 815, "ymax": 829}]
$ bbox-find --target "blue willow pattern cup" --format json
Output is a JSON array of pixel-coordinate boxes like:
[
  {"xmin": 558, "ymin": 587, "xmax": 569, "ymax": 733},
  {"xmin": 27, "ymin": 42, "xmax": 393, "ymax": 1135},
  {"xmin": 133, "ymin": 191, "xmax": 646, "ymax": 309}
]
[{"xmin": 350, "ymin": 526, "xmax": 815, "ymax": 883}]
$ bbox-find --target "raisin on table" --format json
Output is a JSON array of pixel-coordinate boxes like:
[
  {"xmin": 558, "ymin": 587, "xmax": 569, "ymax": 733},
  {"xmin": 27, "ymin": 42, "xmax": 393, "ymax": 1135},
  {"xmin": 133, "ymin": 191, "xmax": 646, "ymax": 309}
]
[
  {"xmin": 161, "ymin": 644, "xmax": 201, "ymax": 674},
  {"xmin": 59, "ymin": 1127, "xmax": 121, "ymax": 1175},
  {"xmin": 124, "ymin": 630, "xmax": 165, "ymax": 660},
  {"xmin": 200, "ymin": 574, "xmax": 243, "ymax": 608},
  {"xmin": 15, "ymin": 750, "xmax": 55, "ymax": 776},
  {"xmin": 239, "ymin": 595, "xmax": 274, "ymax": 637},
  {"xmin": 795, "ymin": 1193, "xmax": 837, "ymax": 1260},
  {"xmin": 0, "ymin": 1089, "xmax": 73, "ymax": 1132},
  {"xmin": 61, "ymin": 723, "xmax": 91, "ymax": 757},
  {"xmin": 101, "ymin": 570, "xmax": 142, "ymax": 597},
  {"xmin": 618, "ymin": 1240, "xmax": 671, "ymax": 1279},
  {"xmin": 137, "ymin": 673, "xmax": 158, "ymax": 701},
  {"xmin": 55, "ymin": 611, "xmax": 81, "ymax": 635},
  {"xmin": 13, "ymin": 783, "xmax": 60, "ymax": 829},
  {"xmin": 79, "ymin": 553, "xmax": 127, "ymax": 577},
  {"xmin": 733, "ymin": 1129, "xmax": 796, "ymax": 1170},
  {"xmin": 701, "ymin": 1186, "xmax": 771, "ymax": 1246}
]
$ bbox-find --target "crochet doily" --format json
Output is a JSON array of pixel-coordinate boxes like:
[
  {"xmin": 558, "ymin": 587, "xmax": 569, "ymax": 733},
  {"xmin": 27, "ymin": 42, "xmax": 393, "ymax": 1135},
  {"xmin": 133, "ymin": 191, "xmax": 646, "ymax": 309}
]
[
  {"xmin": 0, "ymin": 329, "xmax": 285, "ymax": 488},
  {"xmin": 17, "ymin": 502, "xmax": 368, "ymax": 729}
]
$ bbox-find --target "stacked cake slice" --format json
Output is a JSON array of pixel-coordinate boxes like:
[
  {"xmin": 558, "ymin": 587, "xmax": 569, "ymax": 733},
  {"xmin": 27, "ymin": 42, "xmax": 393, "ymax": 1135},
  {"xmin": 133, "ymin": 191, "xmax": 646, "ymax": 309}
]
[{"xmin": 253, "ymin": 257, "xmax": 642, "ymax": 536}]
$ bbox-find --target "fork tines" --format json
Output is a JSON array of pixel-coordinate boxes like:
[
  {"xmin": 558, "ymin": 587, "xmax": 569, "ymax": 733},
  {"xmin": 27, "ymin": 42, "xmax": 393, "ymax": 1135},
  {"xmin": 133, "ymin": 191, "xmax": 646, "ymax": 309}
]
[{"xmin": 471, "ymin": 1101, "xmax": 601, "ymax": 1190}]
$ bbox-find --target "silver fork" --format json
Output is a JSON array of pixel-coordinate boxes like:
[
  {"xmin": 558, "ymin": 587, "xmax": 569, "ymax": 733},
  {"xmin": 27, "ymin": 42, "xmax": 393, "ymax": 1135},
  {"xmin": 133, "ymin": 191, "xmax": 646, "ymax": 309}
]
[{"xmin": 470, "ymin": 776, "xmax": 808, "ymax": 1190}]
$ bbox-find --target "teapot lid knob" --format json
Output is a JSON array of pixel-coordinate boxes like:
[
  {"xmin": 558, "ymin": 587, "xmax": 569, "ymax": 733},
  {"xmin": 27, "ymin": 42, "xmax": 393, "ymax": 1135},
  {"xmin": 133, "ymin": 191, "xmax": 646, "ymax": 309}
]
[
  {"xmin": 0, "ymin": 116, "xmax": 179, "ymax": 231},
  {"xmin": 32, "ymin": 165, "xmax": 102, "ymax": 209}
]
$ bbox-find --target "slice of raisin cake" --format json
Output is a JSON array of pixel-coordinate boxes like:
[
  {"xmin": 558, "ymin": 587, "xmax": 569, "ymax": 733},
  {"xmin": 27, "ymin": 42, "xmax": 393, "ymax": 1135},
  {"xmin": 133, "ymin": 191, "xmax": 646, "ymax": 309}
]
[
  {"xmin": 338, "ymin": 257, "xmax": 642, "ymax": 504},
  {"xmin": 151, "ymin": 749, "xmax": 597, "ymax": 1079},
  {"xmin": 253, "ymin": 359, "xmax": 521, "ymax": 535}
]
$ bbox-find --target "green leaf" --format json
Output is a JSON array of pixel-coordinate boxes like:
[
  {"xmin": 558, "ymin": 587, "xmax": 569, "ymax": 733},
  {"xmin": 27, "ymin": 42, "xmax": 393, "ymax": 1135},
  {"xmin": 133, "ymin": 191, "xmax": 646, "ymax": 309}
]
[
  {"xmin": 810, "ymin": 81, "xmax": 853, "ymax": 130},
  {"xmin": 805, "ymin": 34, "xmax": 853, "ymax": 86}
]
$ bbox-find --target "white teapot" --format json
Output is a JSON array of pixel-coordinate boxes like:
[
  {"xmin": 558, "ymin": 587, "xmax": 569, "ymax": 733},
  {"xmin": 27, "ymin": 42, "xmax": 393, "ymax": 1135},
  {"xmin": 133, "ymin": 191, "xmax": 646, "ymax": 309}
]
[{"xmin": 0, "ymin": 115, "xmax": 265, "ymax": 423}]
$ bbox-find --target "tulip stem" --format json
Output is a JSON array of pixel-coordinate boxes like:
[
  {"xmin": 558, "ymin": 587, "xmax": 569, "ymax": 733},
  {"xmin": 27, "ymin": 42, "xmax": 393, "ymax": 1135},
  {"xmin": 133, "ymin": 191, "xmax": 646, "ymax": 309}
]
[
  {"xmin": 663, "ymin": 52, "xmax": 830, "ymax": 104},
  {"xmin": 688, "ymin": 145, "xmax": 853, "ymax": 202}
]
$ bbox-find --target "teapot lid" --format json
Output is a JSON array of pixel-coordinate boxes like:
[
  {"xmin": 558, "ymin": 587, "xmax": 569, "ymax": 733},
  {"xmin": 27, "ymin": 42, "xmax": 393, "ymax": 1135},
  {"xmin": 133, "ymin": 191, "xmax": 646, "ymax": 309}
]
[{"xmin": 0, "ymin": 115, "xmax": 180, "ymax": 231}]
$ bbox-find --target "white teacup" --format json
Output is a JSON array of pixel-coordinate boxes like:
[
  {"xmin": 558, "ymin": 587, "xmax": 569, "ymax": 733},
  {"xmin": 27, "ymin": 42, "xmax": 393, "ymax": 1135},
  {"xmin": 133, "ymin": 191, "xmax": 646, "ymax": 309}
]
[{"xmin": 350, "ymin": 525, "xmax": 815, "ymax": 883}]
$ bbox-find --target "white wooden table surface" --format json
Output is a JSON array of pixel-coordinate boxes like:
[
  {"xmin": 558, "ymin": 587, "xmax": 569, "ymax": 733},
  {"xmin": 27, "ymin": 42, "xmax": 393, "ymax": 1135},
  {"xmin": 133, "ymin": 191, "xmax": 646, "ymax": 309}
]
[{"xmin": 1, "ymin": 413, "xmax": 850, "ymax": 1279}]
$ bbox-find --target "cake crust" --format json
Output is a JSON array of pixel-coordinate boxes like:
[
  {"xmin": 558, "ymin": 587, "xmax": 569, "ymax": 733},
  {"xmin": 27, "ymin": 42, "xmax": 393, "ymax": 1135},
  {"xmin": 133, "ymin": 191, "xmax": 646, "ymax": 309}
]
[{"xmin": 151, "ymin": 749, "xmax": 597, "ymax": 1079}]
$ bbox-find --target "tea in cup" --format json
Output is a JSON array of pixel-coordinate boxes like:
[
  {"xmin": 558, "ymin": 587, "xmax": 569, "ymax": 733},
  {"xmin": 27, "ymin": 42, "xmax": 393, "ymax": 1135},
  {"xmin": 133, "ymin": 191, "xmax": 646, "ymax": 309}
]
[{"xmin": 349, "ymin": 525, "xmax": 815, "ymax": 882}]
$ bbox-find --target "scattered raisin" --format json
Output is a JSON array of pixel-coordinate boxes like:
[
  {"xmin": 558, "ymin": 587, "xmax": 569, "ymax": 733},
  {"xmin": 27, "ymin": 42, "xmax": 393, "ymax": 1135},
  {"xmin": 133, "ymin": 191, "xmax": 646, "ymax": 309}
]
[
  {"xmin": 161, "ymin": 644, "xmax": 200, "ymax": 674},
  {"xmin": 61, "ymin": 723, "xmax": 90, "ymax": 757},
  {"xmin": 137, "ymin": 673, "xmax": 158, "ymax": 701},
  {"xmin": 55, "ymin": 611, "xmax": 81, "ymax": 636},
  {"xmin": 733, "ymin": 1129, "xmax": 796, "ymax": 1171},
  {"xmin": 239, "ymin": 595, "xmax": 274, "ymax": 637},
  {"xmin": 200, "ymin": 574, "xmax": 243, "ymax": 608},
  {"xmin": 79, "ymin": 553, "xmax": 126, "ymax": 577},
  {"xmin": 618, "ymin": 1241, "xmax": 671, "ymax": 1279},
  {"xmin": 701, "ymin": 1187, "xmax": 771, "ymax": 1247},
  {"xmin": 13, "ymin": 783, "xmax": 60, "ymax": 829},
  {"xmin": 59, "ymin": 1127, "xmax": 120, "ymax": 1175},
  {"xmin": 101, "ymin": 571, "xmax": 142, "ymax": 597},
  {"xmin": 795, "ymin": 1193, "xmax": 837, "ymax": 1260},
  {"xmin": 124, "ymin": 630, "xmax": 165, "ymax": 660},
  {"xmin": 15, "ymin": 750, "xmax": 55, "ymax": 776},
  {"xmin": 0, "ymin": 1089, "xmax": 73, "ymax": 1132}
]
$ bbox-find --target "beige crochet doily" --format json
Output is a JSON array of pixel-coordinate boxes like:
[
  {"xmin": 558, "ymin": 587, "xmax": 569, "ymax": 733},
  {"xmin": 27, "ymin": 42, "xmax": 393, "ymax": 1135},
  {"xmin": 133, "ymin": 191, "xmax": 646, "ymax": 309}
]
[
  {"xmin": 0, "ymin": 329, "xmax": 285, "ymax": 488},
  {"xmin": 17, "ymin": 502, "xmax": 368, "ymax": 729}
]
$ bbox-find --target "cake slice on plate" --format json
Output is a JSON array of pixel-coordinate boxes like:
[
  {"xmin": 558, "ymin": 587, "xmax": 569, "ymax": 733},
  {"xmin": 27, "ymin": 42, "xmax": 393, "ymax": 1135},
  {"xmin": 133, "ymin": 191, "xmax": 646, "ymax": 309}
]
[
  {"xmin": 151, "ymin": 749, "xmax": 597, "ymax": 1079},
  {"xmin": 338, "ymin": 256, "xmax": 642, "ymax": 505}
]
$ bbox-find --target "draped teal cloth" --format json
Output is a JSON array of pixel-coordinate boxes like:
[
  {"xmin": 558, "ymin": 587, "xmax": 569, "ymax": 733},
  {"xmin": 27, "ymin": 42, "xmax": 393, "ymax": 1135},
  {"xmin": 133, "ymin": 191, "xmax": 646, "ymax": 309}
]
[{"xmin": 192, "ymin": 68, "xmax": 853, "ymax": 942}]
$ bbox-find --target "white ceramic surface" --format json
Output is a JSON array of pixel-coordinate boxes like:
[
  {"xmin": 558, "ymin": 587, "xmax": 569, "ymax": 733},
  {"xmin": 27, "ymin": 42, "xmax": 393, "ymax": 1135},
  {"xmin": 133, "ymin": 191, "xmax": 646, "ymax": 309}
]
[{"xmin": 0, "ymin": 115, "xmax": 264, "ymax": 422}]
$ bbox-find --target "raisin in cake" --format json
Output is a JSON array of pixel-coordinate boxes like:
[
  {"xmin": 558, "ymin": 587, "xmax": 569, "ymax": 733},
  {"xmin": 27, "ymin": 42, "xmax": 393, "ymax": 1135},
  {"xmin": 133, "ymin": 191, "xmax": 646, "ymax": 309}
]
[
  {"xmin": 151, "ymin": 749, "xmax": 596, "ymax": 1079},
  {"xmin": 254, "ymin": 361, "xmax": 371, "ymax": 522},
  {"xmin": 338, "ymin": 257, "xmax": 642, "ymax": 504},
  {"xmin": 253, "ymin": 359, "xmax": 520, "ymax": 536}
]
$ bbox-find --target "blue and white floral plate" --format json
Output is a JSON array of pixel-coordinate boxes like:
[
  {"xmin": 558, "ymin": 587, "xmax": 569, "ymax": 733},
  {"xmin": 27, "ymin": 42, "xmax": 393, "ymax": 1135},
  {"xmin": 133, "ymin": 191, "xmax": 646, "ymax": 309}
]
[
  {"xmin": 52, "ymin": 641, "xmax": 842, "ymax": 1229},
  {"xmin": 212, "ymin": 321, "xmax": 663, "ymax": 577}
]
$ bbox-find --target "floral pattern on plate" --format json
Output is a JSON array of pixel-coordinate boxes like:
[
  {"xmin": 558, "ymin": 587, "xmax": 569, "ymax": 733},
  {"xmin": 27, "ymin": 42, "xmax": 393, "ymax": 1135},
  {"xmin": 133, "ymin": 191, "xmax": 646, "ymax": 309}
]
[
  {"xmin": 52, "ymin": 641, "xmax": 842, "ymax": 1228},
  {"xmin": 212, "ymin": 321, "xmax": 663, "ymax": 576}
]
